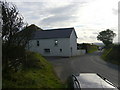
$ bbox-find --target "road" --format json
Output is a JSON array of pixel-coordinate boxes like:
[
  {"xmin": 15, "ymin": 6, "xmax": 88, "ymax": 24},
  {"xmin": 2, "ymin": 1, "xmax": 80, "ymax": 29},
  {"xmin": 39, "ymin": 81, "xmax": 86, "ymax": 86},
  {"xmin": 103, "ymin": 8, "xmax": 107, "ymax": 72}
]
[{"xmin": 45, "ymin": 51, "xmax": 119, "ymax": 87}]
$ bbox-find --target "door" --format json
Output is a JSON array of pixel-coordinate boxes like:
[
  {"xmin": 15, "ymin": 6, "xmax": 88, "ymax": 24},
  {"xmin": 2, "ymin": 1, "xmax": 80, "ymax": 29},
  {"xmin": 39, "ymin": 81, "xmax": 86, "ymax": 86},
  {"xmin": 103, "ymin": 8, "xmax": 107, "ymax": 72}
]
[{"xmin": 71, "ymin": 47, "xmax": 72, "ymax": 56}]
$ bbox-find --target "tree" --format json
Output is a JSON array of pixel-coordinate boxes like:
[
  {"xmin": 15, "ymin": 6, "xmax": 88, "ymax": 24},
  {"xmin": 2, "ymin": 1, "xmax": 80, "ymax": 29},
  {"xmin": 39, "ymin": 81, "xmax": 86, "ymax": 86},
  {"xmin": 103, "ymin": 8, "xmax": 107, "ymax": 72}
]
[
  {"xmin": 97, "ymin": 29, "xmax": 116, "ymax": 47},
  {"xmin": 1, "ymin": 1, "xmax": 24, "ymax": 45},
  {"xmin": 1, "ymin": 1, "xmax": 42, "ymax": 72},
  {"xmin": 14, "ymin": 24, "xmax": 42, "ymax": 47},
  {"xmin": 1, "ymin": 1, "xmax": 26, "ymax": 72}
]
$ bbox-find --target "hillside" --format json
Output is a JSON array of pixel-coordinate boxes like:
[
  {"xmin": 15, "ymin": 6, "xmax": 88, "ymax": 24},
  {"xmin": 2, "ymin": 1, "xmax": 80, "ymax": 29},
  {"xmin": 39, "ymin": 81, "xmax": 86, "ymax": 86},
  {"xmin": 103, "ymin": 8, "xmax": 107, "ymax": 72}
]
[
  {"xmin": 101, "ymin": 45, "xmax": 120, "ymax": 65},
  {"xmin": 2, "ymin": 52, "xmax": 65, "ymax": 88}
]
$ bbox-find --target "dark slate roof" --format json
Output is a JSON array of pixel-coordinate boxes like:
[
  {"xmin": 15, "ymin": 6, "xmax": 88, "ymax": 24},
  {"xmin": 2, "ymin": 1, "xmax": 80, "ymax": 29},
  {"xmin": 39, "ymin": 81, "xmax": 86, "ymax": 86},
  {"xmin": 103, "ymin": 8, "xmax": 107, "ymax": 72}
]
[{"xmin": 32, "ymin": 27, "xmax": 77, "ymax": 39}]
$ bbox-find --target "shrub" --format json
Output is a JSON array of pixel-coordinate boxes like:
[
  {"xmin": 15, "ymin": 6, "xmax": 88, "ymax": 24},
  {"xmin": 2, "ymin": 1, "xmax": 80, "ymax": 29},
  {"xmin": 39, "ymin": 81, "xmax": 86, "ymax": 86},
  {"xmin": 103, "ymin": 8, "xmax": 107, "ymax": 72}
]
[
  {"xmin": 2, "ymin": 44, "xmax": 25, "ymax": 72},
  {"xmin": 102, "ymin": 44, "xmax": 120, "ymax": 65},
  {"xmin": 23, "ymin": 51, "xmax": 44, "ymax": 69}
]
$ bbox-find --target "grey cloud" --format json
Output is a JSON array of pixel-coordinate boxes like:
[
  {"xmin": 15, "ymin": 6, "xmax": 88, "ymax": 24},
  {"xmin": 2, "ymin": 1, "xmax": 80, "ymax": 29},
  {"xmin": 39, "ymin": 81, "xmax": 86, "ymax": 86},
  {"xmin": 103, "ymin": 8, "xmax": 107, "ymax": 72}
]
[
  {"xmin": 93, "ymin": 32, "xmax": 98, "ymax": 35},
  {"xmin": 15, "ymin": 2, "xmax": 50, "ymax": 23},
  {"xmin": 78, "ymin": 35, "xmax": 89, "ymax": 40},
  {"xmin": 15, "ymin": 1, "xmax": 91, "ymax": 28},
  {"xmin": 27, "ymin": 15, "xmax": 40, "ymax": 20},
  {"xmin": 39, "ymin": 3, "xmax": 82, "ymax": 27},
  {"xmin": 89, "ymin": 36, "xmax": 96, "ymax": 39},
  {"xmin": 77, "ymin": 37, "xmax": 85, "ymax": 40},
  {"xmin": 83, "ymin": 35, "xmax": 88, "ymax": 38},
  {"xmin": 40, "ymin": 15, "xmax": 77, "ymax": 26},
  {"xmin": 69, "ymin": 0, "xmax": 95, "ymax": 3},
  {"xmin": 112, "ymin": 8, "xmax": 118, "ymax": 15},
  {"xmin": 15, "ymin": 2, "xmax": 45, "ymax": 12},
  {"xmin": 112, "ymin": 8, "xmax": 120, "ymax": 15},
  {"xmin": 40, "ymin": 16, "xmax": 75, "ymax": 27},
  {"xmin": 75, "ymin": 25, "xmax": 85, "ymax": 27},
  {"xmin": 42, "ymin": 15, "xmax": 70, "ymax": 23},
  {"xmin": 48, "ymin": 3, "xmax": 84, "ymax": 15}
]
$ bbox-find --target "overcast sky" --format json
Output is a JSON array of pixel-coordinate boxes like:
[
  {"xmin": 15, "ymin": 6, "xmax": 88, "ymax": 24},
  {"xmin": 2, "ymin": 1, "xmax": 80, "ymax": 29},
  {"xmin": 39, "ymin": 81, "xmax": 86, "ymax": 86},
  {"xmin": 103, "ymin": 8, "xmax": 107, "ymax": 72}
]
[{"xmin": 11, "ymin": 0, "xmax": 119, "ymax": 43}]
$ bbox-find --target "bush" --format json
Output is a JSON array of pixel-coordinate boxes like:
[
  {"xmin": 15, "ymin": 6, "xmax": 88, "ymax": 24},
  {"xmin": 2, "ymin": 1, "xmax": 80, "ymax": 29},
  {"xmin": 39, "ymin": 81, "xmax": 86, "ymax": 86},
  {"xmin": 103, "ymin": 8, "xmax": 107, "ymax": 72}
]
[
  {"xmin": 2, "ymin": 44, "xmax": 25, "ymax": 59},
  {"xmin": 23, "ymin": 51, "xmax": 44, "ymax": 69},
  {"xmin": 87, "ymin": 45, "xmax": 98, "ymax": 53},
  {"xmin": 2, "ymin": 44, "xmax": 26, "ymax": 72},
  {"xmin": 102, "ymin": 44, "xmax": 120, "ymax": 65}
]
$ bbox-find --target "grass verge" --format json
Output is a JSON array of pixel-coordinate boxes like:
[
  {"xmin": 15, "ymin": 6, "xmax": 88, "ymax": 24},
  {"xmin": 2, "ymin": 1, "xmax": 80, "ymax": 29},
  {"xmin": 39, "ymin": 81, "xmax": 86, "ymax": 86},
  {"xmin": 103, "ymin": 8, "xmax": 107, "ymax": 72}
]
[
  {"xmin": 2, "ymin": 52, "xmax": 65, "ymax": 88},
  {"xmin": 101, "ymin": 45, "xmax": 120, "ymax": 65},
  {"xmin": 87, "ymin": 46, "xmax": 98, "ymax": 53}
]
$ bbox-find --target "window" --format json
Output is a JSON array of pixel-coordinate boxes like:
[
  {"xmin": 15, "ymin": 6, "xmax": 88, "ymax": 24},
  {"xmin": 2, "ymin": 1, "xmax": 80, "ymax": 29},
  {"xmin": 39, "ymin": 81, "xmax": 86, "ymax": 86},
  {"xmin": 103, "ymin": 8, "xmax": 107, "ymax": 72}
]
[
  {"xmin": 60, "ymin": 49, "xmax": 62, "ymax": 52},
  {"xmin": 54, "ymin": 40, "xmax": 58, "ymax": 46},
  {"xmin": 37, "ymin": 40, "xmax": 39, "ymax": 46},
  {"xmin": 44, "ymin": 49, "xmax": 50, "ymax": 53}
]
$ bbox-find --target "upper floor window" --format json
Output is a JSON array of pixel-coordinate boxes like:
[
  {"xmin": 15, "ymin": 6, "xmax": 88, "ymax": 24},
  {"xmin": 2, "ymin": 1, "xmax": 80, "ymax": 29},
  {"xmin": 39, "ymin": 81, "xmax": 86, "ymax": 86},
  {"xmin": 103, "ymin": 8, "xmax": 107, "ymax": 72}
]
[
  {"xmin": 37, "ymin": 40, "xmax": 39, "ymax": 46},
  {"xmin": 54, "ymin": 40, "xmax": 58, "ymax": 46}
]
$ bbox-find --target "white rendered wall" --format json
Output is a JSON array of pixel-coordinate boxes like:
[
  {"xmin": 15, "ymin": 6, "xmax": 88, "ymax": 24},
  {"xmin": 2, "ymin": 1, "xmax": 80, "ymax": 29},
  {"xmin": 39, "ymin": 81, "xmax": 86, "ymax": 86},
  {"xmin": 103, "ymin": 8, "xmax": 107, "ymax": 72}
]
[
  {"xmin": 76, "ymin": 50, "xmax": 86, "ymax": 55},
  {"xmin": 28, "ymin": 38, "xmax": 71, "ymax": 56},
  {"xmin": 70, "ymin": 30, "xmax": 77, "ymax": 56}
]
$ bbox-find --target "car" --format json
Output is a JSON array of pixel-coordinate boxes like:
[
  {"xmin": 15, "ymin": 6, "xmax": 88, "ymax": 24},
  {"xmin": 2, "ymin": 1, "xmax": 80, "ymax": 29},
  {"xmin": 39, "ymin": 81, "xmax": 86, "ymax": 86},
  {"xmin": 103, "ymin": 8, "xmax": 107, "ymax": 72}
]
[
  {"xmin": 72, "ymin": 73, "xmax": 118, "ymax": 89},
  {"xmin": 98, "ymin": 47, "xmax": 104, "ymax": 51}
]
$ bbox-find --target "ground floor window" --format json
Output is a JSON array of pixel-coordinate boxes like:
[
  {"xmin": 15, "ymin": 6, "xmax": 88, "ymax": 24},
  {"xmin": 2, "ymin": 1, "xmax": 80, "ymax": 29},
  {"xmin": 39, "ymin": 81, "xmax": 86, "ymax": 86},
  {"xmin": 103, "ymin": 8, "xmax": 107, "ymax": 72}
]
[
  {"xmin": 60, "ymin": 49, "xmax": 62, "ymax": 52},
  {"xmin": 37, "ymin": 40, "xmax": 39, "ymax": 46},
  {"xmin": 44, "ymin": 49, "xmax": 50, "ymax": 53}
]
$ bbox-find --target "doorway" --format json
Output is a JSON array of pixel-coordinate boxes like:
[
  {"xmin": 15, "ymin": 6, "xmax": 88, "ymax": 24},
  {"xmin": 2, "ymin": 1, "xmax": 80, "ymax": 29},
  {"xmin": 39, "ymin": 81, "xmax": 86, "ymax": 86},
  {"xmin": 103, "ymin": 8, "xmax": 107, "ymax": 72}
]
[{"xmin": 71, "ymin": 47, "xmax": 72, "ymax": 56}]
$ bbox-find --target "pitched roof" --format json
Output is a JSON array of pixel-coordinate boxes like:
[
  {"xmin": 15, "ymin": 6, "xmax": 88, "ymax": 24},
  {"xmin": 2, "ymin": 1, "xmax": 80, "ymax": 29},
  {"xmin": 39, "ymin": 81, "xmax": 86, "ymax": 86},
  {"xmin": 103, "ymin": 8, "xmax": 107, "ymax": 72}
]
[{"xmin": 32, "ymin": 27, "xmax": 77, "ymax": 39}]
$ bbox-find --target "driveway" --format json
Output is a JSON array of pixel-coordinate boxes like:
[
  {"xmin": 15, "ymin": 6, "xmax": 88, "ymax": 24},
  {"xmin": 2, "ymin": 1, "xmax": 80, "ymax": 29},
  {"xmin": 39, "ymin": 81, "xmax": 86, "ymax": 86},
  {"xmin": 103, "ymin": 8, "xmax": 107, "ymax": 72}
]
[{"xmin": 45, "ymin": 51, "xmax": 119, "ymax": 87}]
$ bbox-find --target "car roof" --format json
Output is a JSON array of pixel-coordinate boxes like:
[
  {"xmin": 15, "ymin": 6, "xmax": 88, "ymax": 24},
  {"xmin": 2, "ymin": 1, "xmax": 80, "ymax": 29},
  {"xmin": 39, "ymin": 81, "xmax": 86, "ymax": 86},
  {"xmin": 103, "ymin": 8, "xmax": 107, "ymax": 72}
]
[{"xmin": 74, "ymin": 73, "xmax": 117, "ymax": 88}]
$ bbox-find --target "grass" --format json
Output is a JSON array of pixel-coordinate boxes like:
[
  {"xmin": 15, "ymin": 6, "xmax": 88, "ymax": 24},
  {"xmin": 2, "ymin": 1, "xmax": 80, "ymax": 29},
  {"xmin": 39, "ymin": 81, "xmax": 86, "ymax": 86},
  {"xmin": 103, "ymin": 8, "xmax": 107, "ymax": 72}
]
[
  {"xmin": 87, "ymin": 46, "xmax": 98, "ymax": 53},
  {"xmin": 2, "ymin": 52, "xmax": 65, "ymax": 88},
  {"xmin": 101, "ymin": 45, "xmax": 120, "ymax": 65}
]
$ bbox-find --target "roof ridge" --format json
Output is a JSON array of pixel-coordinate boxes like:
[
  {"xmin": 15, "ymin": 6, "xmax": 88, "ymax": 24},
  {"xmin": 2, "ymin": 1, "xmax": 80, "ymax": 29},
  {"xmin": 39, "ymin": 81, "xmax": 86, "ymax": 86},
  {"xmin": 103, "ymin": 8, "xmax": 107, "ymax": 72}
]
[{"xmin": 43, "ymin": 27, "xmax": 74, "ymax": 31}]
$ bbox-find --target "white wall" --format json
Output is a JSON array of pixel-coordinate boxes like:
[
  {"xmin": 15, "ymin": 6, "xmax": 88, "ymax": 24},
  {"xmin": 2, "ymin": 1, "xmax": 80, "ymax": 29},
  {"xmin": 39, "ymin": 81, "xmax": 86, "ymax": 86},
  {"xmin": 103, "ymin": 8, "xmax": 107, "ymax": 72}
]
[
  {"xmin": 70, "ymin": 30, "xmax": 77, "ymax": 56},
  {"xmin": 28, "ymin": 38, "xmax": 71, "ymax": 56},
  {"xmin": 27, "ymin": 29, "xmax": 82, "ymax": 57},
  {"xmin": 76, "ymin": 50, "xmax": 86, "ymax": 55}
]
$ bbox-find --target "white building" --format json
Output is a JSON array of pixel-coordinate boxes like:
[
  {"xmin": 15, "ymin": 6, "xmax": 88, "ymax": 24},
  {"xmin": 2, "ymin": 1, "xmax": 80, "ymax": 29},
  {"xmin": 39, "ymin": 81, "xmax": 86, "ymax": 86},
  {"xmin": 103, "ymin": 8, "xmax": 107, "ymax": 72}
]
[{"xmin": 28, "ymin": 27, "xmax": 79, "ymax": 57}]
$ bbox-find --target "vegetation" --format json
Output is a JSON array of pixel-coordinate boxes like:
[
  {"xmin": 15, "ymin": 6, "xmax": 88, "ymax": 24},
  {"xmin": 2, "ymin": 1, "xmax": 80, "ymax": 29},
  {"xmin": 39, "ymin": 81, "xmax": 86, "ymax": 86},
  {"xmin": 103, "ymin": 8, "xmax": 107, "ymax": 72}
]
[
  {"xmin": 1, "ymin": 1, "xmax": 24, "ymax": 42},
  {"xmin": 77, "ymin": 43, "xmax": 98, "ymax": 53},
  {"xmin": 87, "ymin": 45, "xmax": 98, "ymax": 53},
  {"xmin": 2, "ymin": 52, "xmax": 64, "ymax": 88},
  {"xmin": 97, "ymin": 29, "xmax": 119, "ymax": 65},
  {"xmin": 1, "ymin": 1, "xmax": 27, "ymax": 72},
  {"xmin": 101, "ymin": 44, "xmax": 120, "ymax": 65},
  {"xmin": 2, "ymin": 1, "xmax": 64, "ymax": 88},
  {"xmin": 1, "ymin": 1, "xmax": 42, "ymax": 73},
  {"xmin": 97, "ymin": 29, "xmax": 116, "ymax": 47}
]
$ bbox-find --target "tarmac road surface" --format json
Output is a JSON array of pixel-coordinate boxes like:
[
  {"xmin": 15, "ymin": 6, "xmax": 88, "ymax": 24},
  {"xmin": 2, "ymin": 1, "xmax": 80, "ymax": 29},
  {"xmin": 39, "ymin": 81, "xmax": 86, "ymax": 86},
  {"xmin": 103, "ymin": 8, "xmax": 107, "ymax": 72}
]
[{"xmin": 45, "ymin": 51, "xmax": 119, "ymax": 88}]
